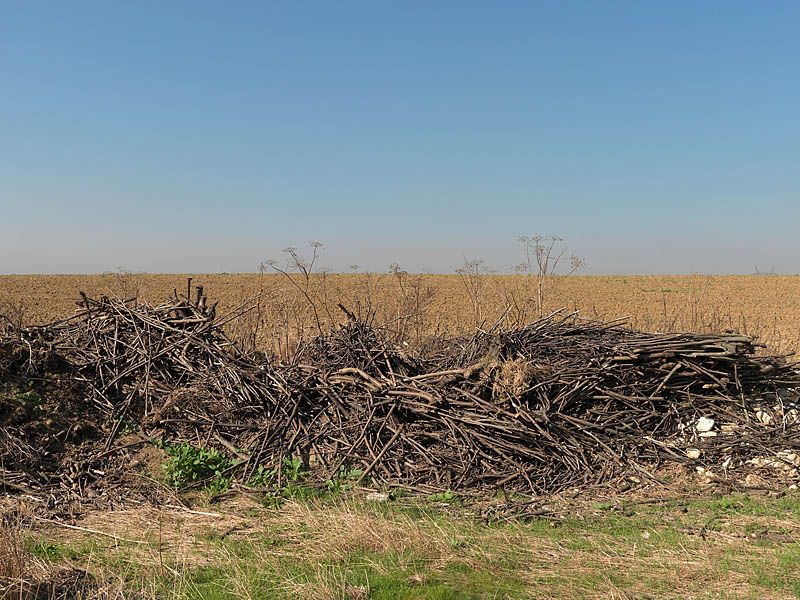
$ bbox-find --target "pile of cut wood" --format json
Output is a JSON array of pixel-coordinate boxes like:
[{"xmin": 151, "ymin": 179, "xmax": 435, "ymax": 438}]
[{"xmin": 1, "ymin": 286, "xmax": 799, "ymax": 509}]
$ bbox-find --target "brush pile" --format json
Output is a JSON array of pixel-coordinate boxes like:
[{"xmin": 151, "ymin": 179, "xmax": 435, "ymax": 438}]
[{"xmin": 1, "ymin": 287, "xmax": 799, "ymax": 510}]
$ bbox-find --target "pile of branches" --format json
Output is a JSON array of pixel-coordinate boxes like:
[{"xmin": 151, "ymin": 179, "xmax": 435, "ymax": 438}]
[
  {"xmin": 299, "ymin": 315, "xmax": 800, "ymax": 493},
  {"xmin": 1, "ymin": 287, "xmax": 799, "ymax": 509}
]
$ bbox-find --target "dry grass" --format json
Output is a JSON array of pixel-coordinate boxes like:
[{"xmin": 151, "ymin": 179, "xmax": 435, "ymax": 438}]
[
  {"xmin": 0, "ymin": 521, "xmax": 100, "ymax": 599},
  {"xmin": 14, "ymin": 493, "xmax": 800, "ymax": 599},
  {"xmin": 2, "ymin": 273, "xmax": 800, "ymax": 357},
  {"xmin": 0, "ymin": 524, "xmax": 27, "ymax": 581},
  {"xmin": 0, "ymin": 509, "xmax": 129, "ymax": 600}
]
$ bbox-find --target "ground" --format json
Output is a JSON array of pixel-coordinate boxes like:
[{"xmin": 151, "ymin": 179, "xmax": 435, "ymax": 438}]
[{"xmin": 5, "ymin": 485, "xmax": 800, "ymax": 599}]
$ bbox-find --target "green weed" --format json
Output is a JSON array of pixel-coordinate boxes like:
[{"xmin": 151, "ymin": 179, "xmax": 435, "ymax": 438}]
[
  {"xmin": 429, "ymin": 490, "xmax": 458, "ymax": 504},
  {"xmin": 162, "ymin": 443, "xmax": 233, "ymax": 489}
]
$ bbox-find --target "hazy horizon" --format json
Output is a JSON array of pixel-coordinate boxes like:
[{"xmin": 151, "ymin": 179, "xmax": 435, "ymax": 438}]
[
  {"xmin": 2, "ymin": 263, "xmax": 798, "ymax": 277},
  {"xmin": 2, "ymin": 2, "xmax": 799, "ymax": 275}
]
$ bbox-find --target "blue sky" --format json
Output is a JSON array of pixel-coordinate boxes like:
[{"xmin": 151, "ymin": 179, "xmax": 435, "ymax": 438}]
[{"xmin": 1, "ymin": 1, "xmax": 798, "ymax": 274}]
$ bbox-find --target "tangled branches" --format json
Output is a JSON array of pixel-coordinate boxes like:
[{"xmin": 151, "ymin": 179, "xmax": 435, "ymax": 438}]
[{"xmin": 1, "ymin": 289, "xmax": 799, "ymax": 510}]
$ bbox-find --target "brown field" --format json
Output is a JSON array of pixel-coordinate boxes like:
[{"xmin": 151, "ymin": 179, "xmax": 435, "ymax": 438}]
[{"xmin": 2, "ymin": 272, "xmax": 799, "ymax": 357}]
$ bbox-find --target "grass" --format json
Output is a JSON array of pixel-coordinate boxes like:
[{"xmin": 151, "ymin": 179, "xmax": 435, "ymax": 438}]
[
  {"xmin": 0, "ymin": 522, "xmax": 27, "ymax": 580},
  {"xmin": 7, "ymin": 490, "xmax": 800, "ymax": 599}
]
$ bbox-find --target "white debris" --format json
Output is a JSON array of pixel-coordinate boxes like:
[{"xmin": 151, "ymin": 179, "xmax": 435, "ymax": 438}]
[
  {"xmin": 695, "ymin": 465, "xmax": 715, "ymax": 483},
  {"xmin": 744, "ymin": 473, "xmax": 763, "ymax": 487},
  {"xmin": 755, "ymin": 409, "xmax": 773, "ymax": 425},
  {"xmin": 366, "ymin": 491, "xmax": 389, "ymax": 502},
  {"xmin": 696, "ymin": 417, "xmax": 715, "ymax": 433},
  {"xmin": 685, "ymin": 448, "xmax": 701, "ymax": 459},
  {"xmin": 699, "ymin": 431, "xmax": 718, "ymax": 438},
  {"xmin": 781, "ymin": 452, "xmax": 800, "ymax": 467}
]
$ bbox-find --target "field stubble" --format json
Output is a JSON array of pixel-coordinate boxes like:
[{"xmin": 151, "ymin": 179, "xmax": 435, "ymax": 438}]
[{"xmin": 2, "ymin": 273, "xmax": 799, "ymax": 357}]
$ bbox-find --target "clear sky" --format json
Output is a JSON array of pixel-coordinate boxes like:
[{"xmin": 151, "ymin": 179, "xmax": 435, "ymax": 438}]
[{"xmin": 1, "ymin": 1, "xmax": 798, "ymax": 275}]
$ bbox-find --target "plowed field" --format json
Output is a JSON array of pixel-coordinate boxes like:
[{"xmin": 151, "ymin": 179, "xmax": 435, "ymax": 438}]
[{"xmin": 2, "ymin": 273, "xmax": 798, "ymax": 356}]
